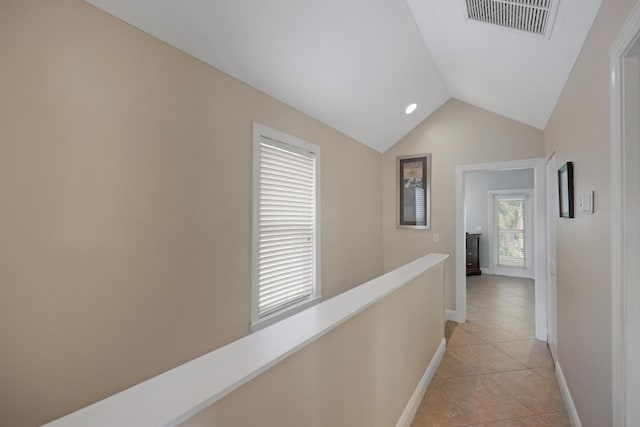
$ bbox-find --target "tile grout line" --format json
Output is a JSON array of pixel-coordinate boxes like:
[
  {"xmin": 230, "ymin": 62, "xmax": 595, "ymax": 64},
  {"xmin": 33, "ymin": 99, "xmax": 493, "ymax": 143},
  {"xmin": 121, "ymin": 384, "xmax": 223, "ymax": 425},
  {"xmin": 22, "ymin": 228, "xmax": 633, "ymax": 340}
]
[
  {"xmin": 412, "ymin": 275, "xmax": 569, "ymax": 426},
  {"xmin": 481, "ymin": 369, "xmax": 561, "ymax": 417}
]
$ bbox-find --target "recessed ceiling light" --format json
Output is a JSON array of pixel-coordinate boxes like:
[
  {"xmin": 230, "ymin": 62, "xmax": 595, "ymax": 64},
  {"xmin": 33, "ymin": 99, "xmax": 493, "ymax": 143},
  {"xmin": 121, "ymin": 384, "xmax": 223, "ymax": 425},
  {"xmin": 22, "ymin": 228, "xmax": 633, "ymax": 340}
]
[{"xmin": 405, "ymin": 103, "xmax": 417, "ymax": 115}]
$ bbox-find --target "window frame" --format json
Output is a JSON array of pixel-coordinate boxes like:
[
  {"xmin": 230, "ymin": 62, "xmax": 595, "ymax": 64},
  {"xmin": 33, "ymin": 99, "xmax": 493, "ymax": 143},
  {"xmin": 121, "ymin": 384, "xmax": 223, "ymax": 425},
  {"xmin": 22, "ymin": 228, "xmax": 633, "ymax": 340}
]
[
  {"xmin": 487, "ymin": 189, "xmax": 534, "ymax": 279},
  {"xmin": 251, "ymin": 122, "xmax": 322, "ymax": 331},
  {"xmin": 496, "ymin": 197, "xmax": 527, "ymax": 268}
]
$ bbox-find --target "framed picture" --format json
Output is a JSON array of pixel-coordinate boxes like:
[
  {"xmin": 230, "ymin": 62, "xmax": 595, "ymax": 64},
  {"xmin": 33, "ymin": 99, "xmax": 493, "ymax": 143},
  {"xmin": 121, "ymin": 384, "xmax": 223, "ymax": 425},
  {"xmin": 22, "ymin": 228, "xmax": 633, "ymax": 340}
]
[
  {"xmin": 397, "ymin": 154, "xmax": 431, "ymax": 229},
  {"xmin": 558, "ymin": 161, "xmax": 574, "ymax": 218}
]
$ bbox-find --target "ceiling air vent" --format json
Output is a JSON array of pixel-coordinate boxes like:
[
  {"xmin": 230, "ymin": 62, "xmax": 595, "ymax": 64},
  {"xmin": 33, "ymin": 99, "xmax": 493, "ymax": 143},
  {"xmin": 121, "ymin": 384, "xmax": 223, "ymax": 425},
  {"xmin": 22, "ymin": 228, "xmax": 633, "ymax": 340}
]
[{"xmin": 465, "ymin": 0, "xmax": 558, "ymax": 37}]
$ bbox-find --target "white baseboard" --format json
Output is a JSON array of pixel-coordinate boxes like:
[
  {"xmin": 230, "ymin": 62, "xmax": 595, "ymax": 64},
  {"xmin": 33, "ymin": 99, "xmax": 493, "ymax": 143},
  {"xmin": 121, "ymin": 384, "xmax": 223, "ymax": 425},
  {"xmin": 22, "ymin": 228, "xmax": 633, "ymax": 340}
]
[
  {"xmin": 491, "ymin": 268, "xmax": 535, "ymax": 280},
  {"xmin": 445, "ymin": 309, "xmax": 457, "ymax": 322},
  {"xmin": 555, "ymin": 362, "xmax": 582, "ymax": 427},
  {"xmin": 396, "ymin": 338, "xmax": 446, "ymax": 427}
]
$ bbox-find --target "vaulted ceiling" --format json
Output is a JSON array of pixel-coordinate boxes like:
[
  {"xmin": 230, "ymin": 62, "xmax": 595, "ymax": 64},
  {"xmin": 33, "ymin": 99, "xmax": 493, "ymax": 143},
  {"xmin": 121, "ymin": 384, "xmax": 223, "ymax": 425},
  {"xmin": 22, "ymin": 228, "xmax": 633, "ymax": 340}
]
[{"xmin": 85, "ymin": 0, "xmax": 603, "ymax": 152}]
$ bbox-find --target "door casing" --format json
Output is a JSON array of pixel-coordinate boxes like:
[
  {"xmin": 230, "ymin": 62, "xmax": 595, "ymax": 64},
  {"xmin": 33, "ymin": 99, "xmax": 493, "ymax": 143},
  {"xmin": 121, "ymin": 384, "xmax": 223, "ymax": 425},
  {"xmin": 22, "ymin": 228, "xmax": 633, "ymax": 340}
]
[
  {"xmin": 611, "ymin": 3, "xmax": 640, "ymax": 425},
  {"xmin": 455, "ymin": 158, "xmax": 547, "ymax": 341},
  {"xmin": 545, "ymin": 152, "xmax": 558, "ymax": 362}
]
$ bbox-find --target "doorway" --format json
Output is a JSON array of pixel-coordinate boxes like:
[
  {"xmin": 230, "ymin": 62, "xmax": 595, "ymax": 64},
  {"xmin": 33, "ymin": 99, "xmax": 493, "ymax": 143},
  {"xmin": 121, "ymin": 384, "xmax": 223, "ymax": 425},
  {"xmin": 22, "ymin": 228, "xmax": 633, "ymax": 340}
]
[
  {"xmin": 611, "ymin": 4, "xmax": 640, "ymax": 424},
  {"xmin": 455, "ymin": 159, "xmax": 547, "ymax": 341}
]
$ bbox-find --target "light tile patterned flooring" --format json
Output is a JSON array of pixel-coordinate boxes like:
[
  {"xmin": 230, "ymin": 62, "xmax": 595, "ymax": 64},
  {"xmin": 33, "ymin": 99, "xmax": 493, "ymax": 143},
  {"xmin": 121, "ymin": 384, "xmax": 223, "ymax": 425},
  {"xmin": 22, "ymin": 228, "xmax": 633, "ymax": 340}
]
[{"xmin": 411, "ymin": 275, "xmax": 570, "ymax": 427}]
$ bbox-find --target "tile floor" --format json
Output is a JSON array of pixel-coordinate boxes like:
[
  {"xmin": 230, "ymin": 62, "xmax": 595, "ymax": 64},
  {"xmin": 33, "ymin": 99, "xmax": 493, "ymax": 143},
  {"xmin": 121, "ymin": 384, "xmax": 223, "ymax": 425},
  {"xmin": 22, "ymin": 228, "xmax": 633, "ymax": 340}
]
[{"xmin": 411, "ymin": 275, "xmax": 570, "ymax": 427}]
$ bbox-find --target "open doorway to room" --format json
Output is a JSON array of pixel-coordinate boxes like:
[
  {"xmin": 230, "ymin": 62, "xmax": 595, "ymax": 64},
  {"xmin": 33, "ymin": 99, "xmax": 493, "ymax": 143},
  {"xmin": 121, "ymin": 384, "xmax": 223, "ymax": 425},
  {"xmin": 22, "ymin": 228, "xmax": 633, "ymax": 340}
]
[
  {"xmin": 464, "ymin": 169, "xmax": 535, "ymax": 279},
  {"xmin": 464, "ymin": 169, "xmax": 536, "ymax": 340},
  {"xmin": 454, "ymin": 159, "xmax": 547, "ymax": 342}
]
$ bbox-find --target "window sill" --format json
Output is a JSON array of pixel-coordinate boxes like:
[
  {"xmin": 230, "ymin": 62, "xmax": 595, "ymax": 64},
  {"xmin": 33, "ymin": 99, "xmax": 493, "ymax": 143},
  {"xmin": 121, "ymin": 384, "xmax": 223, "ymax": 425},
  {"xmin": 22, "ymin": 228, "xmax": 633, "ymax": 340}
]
[{"xmin": 251, "ymin": 295, "xmax": 323, "ymax": 332}]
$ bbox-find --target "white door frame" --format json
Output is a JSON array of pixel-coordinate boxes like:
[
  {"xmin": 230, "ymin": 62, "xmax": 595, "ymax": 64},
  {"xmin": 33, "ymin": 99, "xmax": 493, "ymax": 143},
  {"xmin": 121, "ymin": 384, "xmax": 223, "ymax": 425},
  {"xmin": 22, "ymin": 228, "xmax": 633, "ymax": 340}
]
[
  {"xmin": 545, "ymin": 152, "xmax": 558, "ymax": 362},
  {"xmin": 455, "ymin": 158, "xmax": 547, "ymax": 341},
  {"xmin": 610, "ymin": 3, "xmax": 640, "ymax": 425},
  {"xmin": 487, "ymin": 189, "xmax": 535, "ymax": 279}
]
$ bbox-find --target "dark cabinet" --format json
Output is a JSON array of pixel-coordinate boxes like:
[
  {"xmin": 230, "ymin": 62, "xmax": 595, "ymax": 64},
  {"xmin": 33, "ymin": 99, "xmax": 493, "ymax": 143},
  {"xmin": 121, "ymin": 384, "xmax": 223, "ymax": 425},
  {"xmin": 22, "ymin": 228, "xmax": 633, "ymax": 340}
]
[{"xmin": 466, "ymin": 233, "xmax": 481, "ymax": 276}]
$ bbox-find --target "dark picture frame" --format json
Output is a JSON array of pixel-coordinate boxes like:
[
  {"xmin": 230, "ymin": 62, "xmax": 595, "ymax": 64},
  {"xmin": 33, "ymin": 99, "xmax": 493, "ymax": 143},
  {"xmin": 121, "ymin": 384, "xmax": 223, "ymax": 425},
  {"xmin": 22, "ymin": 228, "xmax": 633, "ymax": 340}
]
[
  {"xmin": 397, "ymin": 154, "xmax": 431, "ymax": 229},
  {"xmin": 558, "ymin": 161, "xmax": 574, "ymax": 218}
]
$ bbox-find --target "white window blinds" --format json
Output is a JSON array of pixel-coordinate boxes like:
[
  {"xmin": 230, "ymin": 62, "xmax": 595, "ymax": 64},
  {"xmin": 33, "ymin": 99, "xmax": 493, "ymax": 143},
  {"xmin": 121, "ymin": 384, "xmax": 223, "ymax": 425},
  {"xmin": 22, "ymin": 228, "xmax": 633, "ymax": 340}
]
[
  {"xmin": 497, "ymin": 198, "xmax": 526, "ymax": 268},
  {"xmin": 257, "ymin": 137, "xmax": 317, "ymax": 318}
]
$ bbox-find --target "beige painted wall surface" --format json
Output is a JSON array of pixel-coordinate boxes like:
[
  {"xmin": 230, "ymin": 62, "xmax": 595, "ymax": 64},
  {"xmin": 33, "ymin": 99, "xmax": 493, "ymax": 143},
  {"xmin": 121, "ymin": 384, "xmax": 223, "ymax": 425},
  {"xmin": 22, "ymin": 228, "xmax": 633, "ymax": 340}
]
[
  {"xmin": 180, "ymin": 264, "xmax": 445, "ymax": 427},
  {"xmin": 0, "ymin": 1, "xmax": 382, "ymax": 425},
  {"xmin": 543, "ymin": 0, "xmax": 637, "ymax": 425},
  {"xmin": 383, "ymin": 100, "xmax": 544, "ymax": 309}
]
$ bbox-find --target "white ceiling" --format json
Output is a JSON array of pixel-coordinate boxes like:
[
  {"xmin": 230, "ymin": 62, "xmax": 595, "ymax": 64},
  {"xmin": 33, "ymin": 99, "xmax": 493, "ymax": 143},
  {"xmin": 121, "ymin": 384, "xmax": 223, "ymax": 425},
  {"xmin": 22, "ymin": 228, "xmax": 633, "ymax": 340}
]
[
  {"xmin": 85, "ymin": 0, "xmax": 602, "ymax": 152},
  {"xmin": 407, "ymin": 0, "xmax": 603, "ymax": 130}
]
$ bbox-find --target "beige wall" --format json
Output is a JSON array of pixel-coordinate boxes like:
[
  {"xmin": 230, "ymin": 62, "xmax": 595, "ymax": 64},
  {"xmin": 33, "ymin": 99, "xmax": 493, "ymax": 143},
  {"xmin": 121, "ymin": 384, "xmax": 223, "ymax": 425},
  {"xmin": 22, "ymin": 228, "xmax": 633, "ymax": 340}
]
[
  {"xmin": 180, "ymin": 264, "xmax": 445, "ymax": 427},
  {"xmin": 543, "ymin": 1, "xmax": 637, "ymax": 425},
  {"xmin": 0, "ymin": 1, "xmax": 382, "ymax": 426},
  {"xmin": 382, "ymin": 99, "xmax": 544, "ymax": 309}
]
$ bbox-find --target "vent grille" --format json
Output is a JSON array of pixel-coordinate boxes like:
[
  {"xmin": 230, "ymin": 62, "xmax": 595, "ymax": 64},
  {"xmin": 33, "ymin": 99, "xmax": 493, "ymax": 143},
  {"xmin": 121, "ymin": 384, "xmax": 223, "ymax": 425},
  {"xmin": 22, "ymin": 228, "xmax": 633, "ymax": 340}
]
[{"xmin": 465, "ymin": 0, "xmax": 554, "ymax": 36}]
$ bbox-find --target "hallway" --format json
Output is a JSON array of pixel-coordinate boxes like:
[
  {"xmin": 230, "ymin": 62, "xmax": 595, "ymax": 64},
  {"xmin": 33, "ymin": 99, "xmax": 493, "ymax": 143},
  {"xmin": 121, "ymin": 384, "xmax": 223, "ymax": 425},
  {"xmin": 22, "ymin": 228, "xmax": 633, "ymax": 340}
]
[{"xmin": 411, "ymin": 275, "xmax": 570, "ymax": 426}]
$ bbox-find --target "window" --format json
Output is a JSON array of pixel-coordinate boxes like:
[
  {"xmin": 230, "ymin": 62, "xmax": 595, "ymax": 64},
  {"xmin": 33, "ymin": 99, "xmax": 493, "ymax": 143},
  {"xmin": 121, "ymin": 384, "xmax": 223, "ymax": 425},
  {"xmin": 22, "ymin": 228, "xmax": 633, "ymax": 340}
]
[
  {"xmin": 251, "ymin": 122, "xmax": 321, "ymax": 329},
  {"xmin": 497, "ymin": 197, "xmax": 526, "ymax": 268}
]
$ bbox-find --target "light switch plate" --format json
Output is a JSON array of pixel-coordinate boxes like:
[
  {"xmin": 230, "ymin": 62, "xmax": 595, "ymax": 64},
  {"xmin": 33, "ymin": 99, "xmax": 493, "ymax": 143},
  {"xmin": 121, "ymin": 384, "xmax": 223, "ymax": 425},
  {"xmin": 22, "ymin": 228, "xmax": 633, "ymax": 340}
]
[
  {"xmin": 432, "ymin": 233, "xmax": 440, "ymax": 243},
  {"xmin": 475, "ymin": 226, "xmax": 482, "ymax": 232},
  {"xmin": 580, "ymin": 191, "xmax": 594, "ymax": 214}
]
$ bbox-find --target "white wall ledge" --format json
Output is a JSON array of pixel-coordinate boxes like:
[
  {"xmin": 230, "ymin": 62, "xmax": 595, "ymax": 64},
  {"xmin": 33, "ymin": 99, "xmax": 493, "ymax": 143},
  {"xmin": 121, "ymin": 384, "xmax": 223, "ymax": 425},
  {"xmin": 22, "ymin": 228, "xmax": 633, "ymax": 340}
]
[{"xmin": 44, "ymin": 253, "xmax": 449, "ymax": 427}]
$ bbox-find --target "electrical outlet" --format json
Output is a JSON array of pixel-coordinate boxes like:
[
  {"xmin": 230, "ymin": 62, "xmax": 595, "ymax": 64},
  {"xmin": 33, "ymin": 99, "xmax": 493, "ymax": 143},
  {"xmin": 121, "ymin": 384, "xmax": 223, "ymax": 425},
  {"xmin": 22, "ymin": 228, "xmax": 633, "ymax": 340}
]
[
  {"xmin": 475, "ymin": 226, "xmax": 482, "ymax": 232},
  {"xmin": 433, "ymin": 233, "xmax": 440, "ymax": 243}
]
